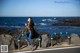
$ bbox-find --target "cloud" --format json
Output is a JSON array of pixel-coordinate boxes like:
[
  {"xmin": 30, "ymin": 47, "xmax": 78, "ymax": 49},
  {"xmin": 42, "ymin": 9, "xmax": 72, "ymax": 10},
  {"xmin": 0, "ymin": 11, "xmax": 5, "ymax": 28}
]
[
  {"xmin": 54, "ymin": 0, "xmax": 80, "ymax": 4},
  {"xmin": 54, "ymin": 0, "xmax": 70, "ymax": 3}
]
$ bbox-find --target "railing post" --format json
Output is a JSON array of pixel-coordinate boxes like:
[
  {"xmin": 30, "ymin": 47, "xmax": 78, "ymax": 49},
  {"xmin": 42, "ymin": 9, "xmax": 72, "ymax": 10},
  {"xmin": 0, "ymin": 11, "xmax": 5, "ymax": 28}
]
[
  {"xmin": 18, "ymin": 40, "xmax": 20, "ymax": 50},
  {"xmin": 51, "ymin": 38, "xmax": 53, "ymax": 47},
  {"xmin": 66, "ymin": 32, "xmax": 71, "ymax": 45}
]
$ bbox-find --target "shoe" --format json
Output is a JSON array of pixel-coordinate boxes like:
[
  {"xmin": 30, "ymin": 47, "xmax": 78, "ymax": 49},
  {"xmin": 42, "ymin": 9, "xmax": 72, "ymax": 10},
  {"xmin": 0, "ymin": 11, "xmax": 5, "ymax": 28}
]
[
  {"xmin": 27, "ymin": 42, "xmax": 30, "ymax": 46},
  {"xmin": 31, "ymin": 46, "xmax": 34, "ymax": 51}
]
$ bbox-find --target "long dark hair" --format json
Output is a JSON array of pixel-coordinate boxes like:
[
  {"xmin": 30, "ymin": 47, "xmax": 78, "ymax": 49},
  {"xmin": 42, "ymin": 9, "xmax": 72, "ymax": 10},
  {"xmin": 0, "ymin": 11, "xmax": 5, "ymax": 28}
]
[{"xmin": 28, "ymin": 17, "xmax": 34, "ymax": 26}]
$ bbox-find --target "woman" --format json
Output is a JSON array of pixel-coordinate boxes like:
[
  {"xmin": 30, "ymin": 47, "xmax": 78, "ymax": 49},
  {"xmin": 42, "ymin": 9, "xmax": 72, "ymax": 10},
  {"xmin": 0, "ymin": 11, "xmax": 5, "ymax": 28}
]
[{"xmin": 25, "ymin": 17, "xmax": 35, "ymax": 50}]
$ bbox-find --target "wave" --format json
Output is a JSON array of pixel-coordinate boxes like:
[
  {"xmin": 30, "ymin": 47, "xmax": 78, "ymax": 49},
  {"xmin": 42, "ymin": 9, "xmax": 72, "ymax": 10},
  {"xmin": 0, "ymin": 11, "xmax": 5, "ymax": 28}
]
[
  {"xmin": 4, "ymin": 22, "xmax": 7, "ymax": 24},
  {"xmin": 0, "ymin": 26, "xmax": 24, "ymax": 28},
  {"xmin": 36, "ymin": 23, "xmax": 53, "ymax": 26},
  {"xmin": 54, "ymin": 18, "xmax": 56, "ymax": 20},
  {"xmin": 39, "ymin": 23, "xmax": 47, "ymax": 25},
  {"xmin": 47, "ymin": 19, "xmax": 53, "ymax": 21},
  {"xmin": 42, "ymin": 19, "xmax": 46, "ymax": 21},
  {"xmin": 42, "ymin": 18, "xmax": 58, "ymax": 22}
]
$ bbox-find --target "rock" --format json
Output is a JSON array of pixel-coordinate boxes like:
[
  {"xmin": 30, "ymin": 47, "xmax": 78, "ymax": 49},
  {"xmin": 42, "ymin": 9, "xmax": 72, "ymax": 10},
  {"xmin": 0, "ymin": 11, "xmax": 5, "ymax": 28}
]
[
  {"xmin": 71, "ymin": 33, "xmax": 80, "ymax": 45},
  {"xmin": 51, "ymin": 35, "xmax": 61, "ymax": 46},
  {"xmin": 41, "ymin": 34, "xmax": 49, "ymax": 48},
  {"xmin": 0, "ymin": 34, "xmax": 15, "ymax": 51}
]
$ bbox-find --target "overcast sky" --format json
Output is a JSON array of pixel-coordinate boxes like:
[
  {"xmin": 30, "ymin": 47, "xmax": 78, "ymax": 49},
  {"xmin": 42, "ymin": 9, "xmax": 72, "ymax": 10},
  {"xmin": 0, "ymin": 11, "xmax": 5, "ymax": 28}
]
[{"xmin": 0, "ymin": 0, "xmax": 80, "ymax": 17}]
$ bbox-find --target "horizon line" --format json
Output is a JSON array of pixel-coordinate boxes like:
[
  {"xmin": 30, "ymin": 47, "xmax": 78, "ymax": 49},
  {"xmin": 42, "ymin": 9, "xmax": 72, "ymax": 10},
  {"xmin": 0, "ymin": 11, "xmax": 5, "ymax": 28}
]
[{"xmin": 0, "ymin": 16, "xmax": 80, "ymax": 17}]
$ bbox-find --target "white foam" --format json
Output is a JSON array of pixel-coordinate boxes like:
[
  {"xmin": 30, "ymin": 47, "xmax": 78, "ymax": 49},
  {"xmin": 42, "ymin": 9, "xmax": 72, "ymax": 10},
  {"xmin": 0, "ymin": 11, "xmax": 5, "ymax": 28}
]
[
  {"xmin": 10, "ymin": 26, "xmax": 23, "ymax": 28},
  {"xmin": 54, "ymin": 18, "xmax": 56, "ymax": 20},
  {"xmin": 42, "ymin": 19, "xmax": 46, "ymax": 21},
  {"xmin": 47, "ymin": 19, "xmax": 53, "ymax": 21},
  {"xmin": 0, "ymin": 26, "xmax": 23, "ymax": 28},
  {"xmin": 4, "ymin": 23, "xmax": 7, "ymax": 24},
  {"xmin": 39, "ymin": 23, "xmax": 47, "ymax": 25}
]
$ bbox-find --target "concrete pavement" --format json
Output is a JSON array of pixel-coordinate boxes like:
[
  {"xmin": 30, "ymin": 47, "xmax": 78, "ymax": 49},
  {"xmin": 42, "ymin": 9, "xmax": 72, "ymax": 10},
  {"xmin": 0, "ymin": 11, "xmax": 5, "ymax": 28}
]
[{"xmin": 14, "ymin": 46, "xmax": 80, "ymax": 53}]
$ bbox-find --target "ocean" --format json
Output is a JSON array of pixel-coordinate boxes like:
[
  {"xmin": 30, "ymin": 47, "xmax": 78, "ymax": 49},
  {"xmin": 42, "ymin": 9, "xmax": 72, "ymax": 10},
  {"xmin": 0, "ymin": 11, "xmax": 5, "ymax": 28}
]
[{"xmin": 0, "ymin": 17, "xmax": 80, "ymax": 35}]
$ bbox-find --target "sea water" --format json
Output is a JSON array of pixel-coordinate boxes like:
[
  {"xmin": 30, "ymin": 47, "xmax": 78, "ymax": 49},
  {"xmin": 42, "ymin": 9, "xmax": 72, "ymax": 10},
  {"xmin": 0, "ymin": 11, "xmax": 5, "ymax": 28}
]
[{"xmin": 0, "ymin": 17, "xmax": 80, "ymax": 35}]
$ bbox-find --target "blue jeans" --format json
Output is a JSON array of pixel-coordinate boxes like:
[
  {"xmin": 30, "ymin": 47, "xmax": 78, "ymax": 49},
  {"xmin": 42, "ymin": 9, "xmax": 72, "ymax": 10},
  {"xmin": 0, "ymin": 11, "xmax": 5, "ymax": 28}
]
[{"xmin": 24, "ymin": 31, "xmax": 33, "ymax": 46}]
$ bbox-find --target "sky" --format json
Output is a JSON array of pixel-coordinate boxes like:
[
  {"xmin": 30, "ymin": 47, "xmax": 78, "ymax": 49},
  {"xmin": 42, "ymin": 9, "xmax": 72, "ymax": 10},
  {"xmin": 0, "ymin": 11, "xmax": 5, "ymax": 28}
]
[{"xmin": 0, "ymin": 0, "xmax": 80, "ymax": 17}]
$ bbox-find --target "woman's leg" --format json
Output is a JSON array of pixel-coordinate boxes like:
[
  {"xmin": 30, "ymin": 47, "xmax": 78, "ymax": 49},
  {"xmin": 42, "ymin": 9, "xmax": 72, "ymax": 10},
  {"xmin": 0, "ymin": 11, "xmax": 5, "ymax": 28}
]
[
  {"xmin": 24, "ymin": 31, "xmax": 30, "ymax": 46},
  {"xmin": 29, "ymin": 31, "xmax": 34, "ymax": 50},
  {"xmin": 29, "ymin": 31, "xmax": 33, "ymax": 46}
]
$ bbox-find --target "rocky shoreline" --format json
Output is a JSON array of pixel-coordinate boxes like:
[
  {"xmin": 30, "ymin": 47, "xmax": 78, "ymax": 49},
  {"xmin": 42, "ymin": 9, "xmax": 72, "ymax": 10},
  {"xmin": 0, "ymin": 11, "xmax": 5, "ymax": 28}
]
[
  {"xmin": 52, "ymin": 17, "xmax": 80, "ymax": 26},
  {"xmin": 0, "ymin": 27, "xmax": 80, "ymax": 52}
]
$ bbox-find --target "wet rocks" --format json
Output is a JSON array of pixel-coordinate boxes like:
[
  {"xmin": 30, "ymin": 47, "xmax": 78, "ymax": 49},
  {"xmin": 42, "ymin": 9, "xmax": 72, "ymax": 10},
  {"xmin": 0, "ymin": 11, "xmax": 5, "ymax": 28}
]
[
  {"xmin": 71, "ymin": 33, "xmax": 80, "ymax": 45},
  {"xmin": 41, "ymin": 34, "xmax": 49, "ymax": 48},
  {"xmin": 0, "ymin": 34, "xmax": 15, "ymax": 51}
]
